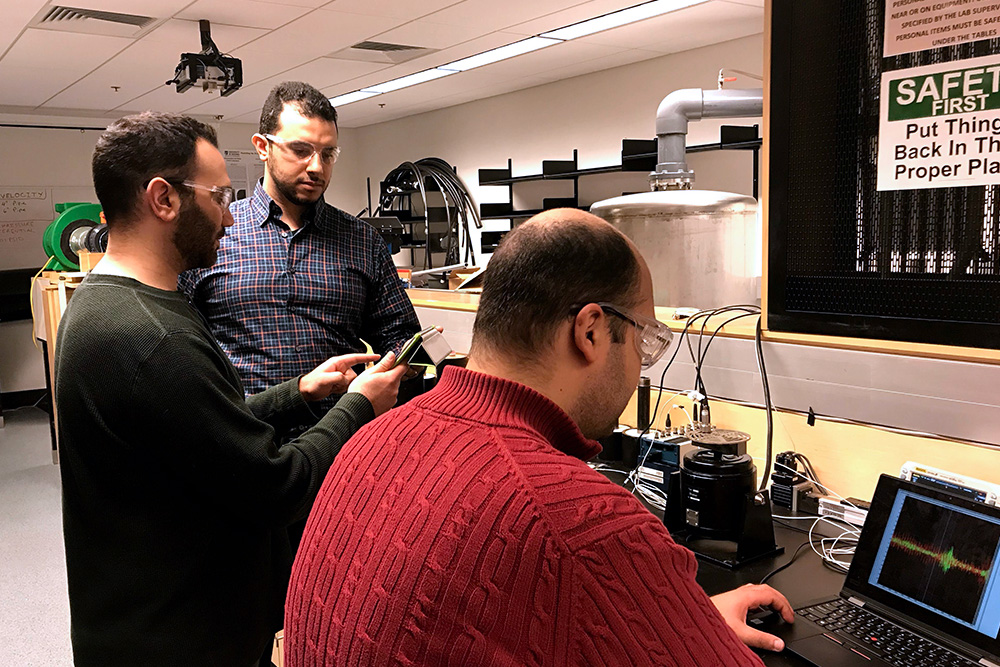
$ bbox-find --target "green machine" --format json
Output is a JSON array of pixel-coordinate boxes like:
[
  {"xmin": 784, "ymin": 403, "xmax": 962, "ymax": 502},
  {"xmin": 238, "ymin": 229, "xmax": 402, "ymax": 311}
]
[{"xmin": 42, "ymin": 202, "xmax": 107, "ymax": 271}]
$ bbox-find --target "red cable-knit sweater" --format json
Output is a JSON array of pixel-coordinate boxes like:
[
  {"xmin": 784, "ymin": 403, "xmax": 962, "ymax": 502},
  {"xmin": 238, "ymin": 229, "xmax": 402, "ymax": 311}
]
[{"xmin": 286, "ymin": 367, "xmax": 764, "ymax": 666}]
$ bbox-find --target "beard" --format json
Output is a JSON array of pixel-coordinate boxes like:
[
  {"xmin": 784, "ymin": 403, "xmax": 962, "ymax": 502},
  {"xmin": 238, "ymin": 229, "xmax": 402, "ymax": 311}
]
[
  {"xmin": 173, "ymin": 196, "xmax": 222, "ymax": 271},
  {"xmin": 269, "ymin": 162, "xmax": 324, "ymax": 207},
  {"xmin": 573, "ymin": 343, "xmax": 631, "ymax": 440}
]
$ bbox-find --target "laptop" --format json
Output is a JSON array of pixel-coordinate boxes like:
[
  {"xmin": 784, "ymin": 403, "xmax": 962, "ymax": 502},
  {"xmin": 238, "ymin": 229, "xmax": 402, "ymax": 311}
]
[{"xmin": 761, "ymin": 474, "xmax": 1000, "ymax": 667}]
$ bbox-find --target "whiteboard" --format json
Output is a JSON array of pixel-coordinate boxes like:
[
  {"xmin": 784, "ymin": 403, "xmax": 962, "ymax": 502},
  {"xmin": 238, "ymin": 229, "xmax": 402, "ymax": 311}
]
[{"xmin": 0, "ymin": 187, "xmax": 54, "ymax": 270}]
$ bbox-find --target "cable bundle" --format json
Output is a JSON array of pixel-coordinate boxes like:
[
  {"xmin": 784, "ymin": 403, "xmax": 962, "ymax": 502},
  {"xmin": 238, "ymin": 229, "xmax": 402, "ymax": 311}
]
[
  {"xmin": 376, "ymin": 158, "xmax": 481, "ymax": 268},
  {"xmin": 592, "ymin": 304, "xmax": 773, "ymax": 513}
]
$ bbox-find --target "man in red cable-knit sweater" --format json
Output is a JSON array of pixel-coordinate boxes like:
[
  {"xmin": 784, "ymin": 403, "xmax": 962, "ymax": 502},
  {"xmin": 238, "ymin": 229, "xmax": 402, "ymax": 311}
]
[{"xmin": 285, "ymin": 209, "xmax": 795, "ymax": 666}]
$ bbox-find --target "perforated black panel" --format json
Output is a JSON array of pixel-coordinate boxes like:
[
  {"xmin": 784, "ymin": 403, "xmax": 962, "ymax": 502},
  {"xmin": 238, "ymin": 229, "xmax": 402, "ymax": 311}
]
[{"xmin": 768, "ymin": 0, "xmax": 1000, "ymax": 348}]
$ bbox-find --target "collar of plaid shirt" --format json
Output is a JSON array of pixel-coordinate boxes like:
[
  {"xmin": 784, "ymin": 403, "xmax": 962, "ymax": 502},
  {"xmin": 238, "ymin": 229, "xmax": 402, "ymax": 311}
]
[{"xmin": 248, "ymin": 180, "xmax": 323, "ymax": 232}]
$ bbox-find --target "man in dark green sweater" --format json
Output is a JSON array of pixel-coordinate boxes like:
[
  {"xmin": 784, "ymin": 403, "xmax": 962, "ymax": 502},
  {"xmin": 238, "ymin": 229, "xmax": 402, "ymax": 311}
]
[{"xmin": 54, "ymin": 112, "xmax": 407, "ymax": 667}]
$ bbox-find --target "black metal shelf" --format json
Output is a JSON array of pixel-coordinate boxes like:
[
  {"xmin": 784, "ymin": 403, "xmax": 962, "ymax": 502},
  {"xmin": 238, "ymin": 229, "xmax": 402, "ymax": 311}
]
[
  {"xmin": 475, "ymin": 126, "xmax": 761, "ymax": 249},
  {"xmin": 478, "ymin": 139, "xmax": 657, "ymax": 185}
]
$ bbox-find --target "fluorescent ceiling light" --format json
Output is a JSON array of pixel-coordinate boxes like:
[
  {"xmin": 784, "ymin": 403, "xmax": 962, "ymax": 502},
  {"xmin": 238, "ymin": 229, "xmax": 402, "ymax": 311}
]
[
  {"xmin": 326, "ymin": 1, "xmax": 708, "ymax": 108},
  {"xmin": 328, "ymin": 90, "xmax": 380, "ymax": 106},
  {"xmin": 362, "ymin": 68, "xmax": 455, "ymax": 94},
  {"xmin": 541, "ymin": 0, "xmax": 708, "ymax": 40},
  {"xmin": 439, "ymin": 36, "xmax": 562, "ymax": 72}
]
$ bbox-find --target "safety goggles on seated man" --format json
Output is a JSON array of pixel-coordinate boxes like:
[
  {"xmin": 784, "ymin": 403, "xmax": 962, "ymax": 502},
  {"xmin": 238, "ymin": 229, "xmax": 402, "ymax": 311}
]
[{"xmin": 570, "ymin": 302, "xmax": 674, "ymax": 369}]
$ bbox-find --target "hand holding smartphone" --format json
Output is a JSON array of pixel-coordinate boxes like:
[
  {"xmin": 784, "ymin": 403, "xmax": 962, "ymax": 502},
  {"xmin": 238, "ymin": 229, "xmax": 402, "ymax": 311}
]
[{"xmin": 391, "ymin": 327, "xmax": 438, "ymax": 368}]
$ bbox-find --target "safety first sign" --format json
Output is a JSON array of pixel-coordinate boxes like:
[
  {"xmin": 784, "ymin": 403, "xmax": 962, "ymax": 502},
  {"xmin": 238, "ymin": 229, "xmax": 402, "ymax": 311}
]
[{"xmin": 877, "ymin": 53, "xmax": 1000, "ymax": 190}]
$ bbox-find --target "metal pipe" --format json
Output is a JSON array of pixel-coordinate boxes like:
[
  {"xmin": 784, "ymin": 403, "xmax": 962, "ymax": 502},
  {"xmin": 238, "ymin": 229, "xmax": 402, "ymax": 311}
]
[{"xmin": 652, "ymin": 88, "xmax": 763, "ymax": 190}]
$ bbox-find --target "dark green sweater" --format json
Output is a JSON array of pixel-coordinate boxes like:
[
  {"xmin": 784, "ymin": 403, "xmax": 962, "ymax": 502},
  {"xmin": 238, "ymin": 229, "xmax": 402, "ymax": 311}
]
[{"xmin": 54, "ymin": 274, "xmax": 375, "ymax": 667}]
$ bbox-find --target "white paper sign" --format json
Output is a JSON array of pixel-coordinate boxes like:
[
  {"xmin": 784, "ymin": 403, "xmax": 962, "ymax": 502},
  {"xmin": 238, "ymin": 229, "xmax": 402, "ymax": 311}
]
[
  {"xmin": 0, "ymin": 188, "xmax": 53, "ymax": 270},
  {"xmin": 877, "ymin": 54, "xmax": 1000, "ymax": 191},
  {"xmin": 884, "ymin": 0, "xmax": 1000, "ymax": 58},
  {"xmin": 223, "ymin": 149, "xmax": 264, "ymax": 202}
]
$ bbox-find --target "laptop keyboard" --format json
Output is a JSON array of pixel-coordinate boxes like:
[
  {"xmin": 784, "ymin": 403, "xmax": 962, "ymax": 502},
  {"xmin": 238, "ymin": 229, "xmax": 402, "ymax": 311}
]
[{"xmin": 799, "ymin": 599, "xmax": 980, "ymax": 667}]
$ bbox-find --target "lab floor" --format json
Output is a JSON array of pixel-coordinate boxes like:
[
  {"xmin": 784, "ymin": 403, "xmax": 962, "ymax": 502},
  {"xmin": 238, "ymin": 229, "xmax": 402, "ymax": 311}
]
[{"xmin": 0, "ymin": 406, "xmax": 73, "ymax": 666}]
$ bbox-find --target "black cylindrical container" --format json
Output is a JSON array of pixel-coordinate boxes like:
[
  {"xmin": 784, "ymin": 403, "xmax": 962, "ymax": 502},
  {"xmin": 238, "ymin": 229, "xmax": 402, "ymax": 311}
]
[
  {"xmin": 681, "ymin": 450, "xmax": 756, "ymax": 540},
  {"xmin": 637, "ymin": 377, "xmax": 650, "ymax": 432}
]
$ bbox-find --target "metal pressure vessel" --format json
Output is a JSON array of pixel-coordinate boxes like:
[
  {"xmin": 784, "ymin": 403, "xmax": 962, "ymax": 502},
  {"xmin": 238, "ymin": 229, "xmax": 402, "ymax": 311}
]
[{"xmin": 591, "ymin": 190, "xmax": 759, "ymax": 309}]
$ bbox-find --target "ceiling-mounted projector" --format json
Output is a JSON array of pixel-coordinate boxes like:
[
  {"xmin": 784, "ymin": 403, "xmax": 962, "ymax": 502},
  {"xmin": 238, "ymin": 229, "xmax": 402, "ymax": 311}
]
[{"xmin": 166, "ymin": 20, "xmax": 242, "ymax": 97}]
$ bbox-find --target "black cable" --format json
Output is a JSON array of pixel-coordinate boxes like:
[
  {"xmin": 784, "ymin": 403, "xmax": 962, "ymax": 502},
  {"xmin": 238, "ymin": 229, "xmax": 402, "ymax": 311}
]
[
  {"xmin": 641, "ymin": 310, "xmax": 712, "ymax": 441},
  {"xmin": 697, "ymin": 311, "xmax": 760, "ymax": 370},
  {"xmin": 823, "ymin": 559, "xmax": 850, "ymax": 575},
  {"xmin": 773, "ymin": 517, "xmax": 812, "ymax": 535},
  {"xmin": 648, "ymin": 305, "xmax": 755, "ymax": 434},
  {"xmin": 686, "ymin": 305, "xmax": 759, "ymax": 408},
  {"xmin": 759, "ymin": 539, "xmax": 819, "ymax": 585},
  {"xmin": 695, "ymin": 310, "xmax": 760, "ymax": 413},
  {"xmin": 755, "ymin": 316, "xmax": 774, "ymax": 492},
  {"xmin": 794, "ymin": 452, "xmax": 822, "ymax": 488},
  {"xmin": 377, "ymin": 158, "xmax": 480, "ymax": 268}
]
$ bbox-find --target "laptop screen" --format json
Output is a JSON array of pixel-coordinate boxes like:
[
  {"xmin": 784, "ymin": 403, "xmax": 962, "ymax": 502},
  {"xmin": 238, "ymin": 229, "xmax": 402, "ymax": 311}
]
[{"xmin": 845, "ymin": 475, "xmax": 1000, "ymax": 661}]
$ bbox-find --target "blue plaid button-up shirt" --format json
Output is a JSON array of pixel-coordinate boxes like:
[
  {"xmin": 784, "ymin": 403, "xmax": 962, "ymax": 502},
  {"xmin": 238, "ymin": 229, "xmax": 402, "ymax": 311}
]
[{"xmin": 180, "ymin": 181, "xmax": 419, "ymax": 413}]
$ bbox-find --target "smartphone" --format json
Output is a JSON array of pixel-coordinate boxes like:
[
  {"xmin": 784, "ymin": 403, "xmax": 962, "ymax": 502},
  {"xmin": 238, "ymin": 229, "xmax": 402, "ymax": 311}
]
[{"xmin": 391, "ymin": 327, "xmax": 436, "ymax": 368}]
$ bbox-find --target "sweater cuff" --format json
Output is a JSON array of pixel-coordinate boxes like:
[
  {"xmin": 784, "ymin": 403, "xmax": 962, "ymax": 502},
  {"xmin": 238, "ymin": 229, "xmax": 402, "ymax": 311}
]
[
  {"xmin": 281, "ymin": 376, "xmax": 314, "ymax": 418},
  {"xmin": 330, "ymin": 391, "xmax": 376, "ymax": 427}
]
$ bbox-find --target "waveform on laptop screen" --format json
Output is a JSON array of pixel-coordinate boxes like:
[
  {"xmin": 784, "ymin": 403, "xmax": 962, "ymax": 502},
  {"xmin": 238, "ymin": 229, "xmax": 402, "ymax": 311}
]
[
  {"xmin": 878, "ymin": 497, "xmax": 1000, "ymax": 624},
  {"xmin": 889, "ymin": 537, "xmax": 991, "ymax": 579}
]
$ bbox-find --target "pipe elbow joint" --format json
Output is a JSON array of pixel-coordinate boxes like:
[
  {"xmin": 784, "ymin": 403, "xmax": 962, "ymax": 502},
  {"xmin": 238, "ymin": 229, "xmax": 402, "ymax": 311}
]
[{"xmin": 655, "ymin": 88, "xmax": 704, "ymax": 137}]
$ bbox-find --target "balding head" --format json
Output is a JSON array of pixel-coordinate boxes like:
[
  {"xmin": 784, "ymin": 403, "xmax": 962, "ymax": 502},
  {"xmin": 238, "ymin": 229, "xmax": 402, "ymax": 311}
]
[{"xmin": 470, "ymin": 208, "xmax": 642, "ymax": 364}]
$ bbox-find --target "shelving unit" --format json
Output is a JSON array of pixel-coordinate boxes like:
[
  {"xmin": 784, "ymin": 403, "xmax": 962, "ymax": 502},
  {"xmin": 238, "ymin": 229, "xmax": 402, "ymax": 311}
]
[
  {"xmin": 476, "ymin": 126, "xmax": 761, "ymax": 253},
  {"xmin": 377, "ymin": 178, "xmax": 462, "ymax": 271}
]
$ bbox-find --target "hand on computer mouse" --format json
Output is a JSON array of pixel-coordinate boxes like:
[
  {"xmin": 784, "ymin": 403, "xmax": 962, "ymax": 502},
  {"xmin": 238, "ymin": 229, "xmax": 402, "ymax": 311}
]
[{"xmin": 711, "ymin": 583, "xmax": 795, "ymax": 652}]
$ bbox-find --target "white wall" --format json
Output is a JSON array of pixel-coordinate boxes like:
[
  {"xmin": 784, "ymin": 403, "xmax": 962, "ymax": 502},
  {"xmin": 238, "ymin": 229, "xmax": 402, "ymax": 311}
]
[{"xmin": 346, "ymin": 34, "xmax": 764, "ymax": 266}]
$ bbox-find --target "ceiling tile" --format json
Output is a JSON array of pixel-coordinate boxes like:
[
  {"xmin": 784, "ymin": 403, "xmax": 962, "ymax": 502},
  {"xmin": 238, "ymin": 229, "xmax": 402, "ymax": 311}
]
[
  {"xmin": 226, "ymin": 49, "xmax": 311, "ymax": 85},
  {"xmin": 183, "ymin": 58, "xmax": 390, "ymax": 117},
  {"xmin": 254, "ymin": 0, "xmax": 331, "ymax": 8},
  {"xmin": 0, "ymin": 66, "xmax": 87, "ymax": 107},
  {"xmin": 0, "ymin": 0, "xmax": 49, "ymax": 60},
  {"xmin": 370, "ymin": 20, "xmax": 486, "ymax": 49},
  {"xmin": 42, "ymin": 38, "xmax": 184, "ymax": 111},
  {"xmin": 232, "ymin": 9, "xmax": 400, "ymax": 61},
  {"xmin": 68, "ymin": 0, "xmax": 192, "ymax": 14},
  {"xmin": 321, "ymin": 31, "xmax": 524, "ymax": 96},
  {"xmin": 332, "ymin": 38, "xmax": 625, "ymax": 121},
  {"xmin": 0, "ymin": 28, "xmax": 132, "ymax": 71},
  {"xmin": 421, "ymin": 0, "xmax": 584, "ymax": 33},
  {"xmin": 141, "ymin": 18, "xmax": 268, "ymax": 49},
  {"xmin": 321, "ymin": 0, "xmax": 462, "ymax": 20},
  {"xmin": 2, "ymin": 0, "xmax": 763, "ymax": 126},
  {"xmin": 437, "ymin": 39, "xmax": 626, "ymax": 86},
  {"xmin": 176, "ymin": 0, "xmax": 314, "ymax": 30},
  {"xmin": 575, "ymin": 1, "xmax": 763, "ymax": 53},
  {"xmin": 503, "ymin": 0, "xmax": 648, "ymax": 36},
  {"xmin": 113, "ymin": 82, "xmax": 216, "ymax": 114}
]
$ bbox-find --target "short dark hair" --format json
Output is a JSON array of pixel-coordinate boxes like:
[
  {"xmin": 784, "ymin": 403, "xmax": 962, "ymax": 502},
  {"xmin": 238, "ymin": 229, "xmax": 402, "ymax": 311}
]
[
  {"xmin": 92, "ymin": 112, "xmax": 217, "ymax": 226},
  {"xmin": 259, "ymin": 81, "xmax": 338, "ymax": 135},
  {"xmin": 472, "ymin": 213, "xmax": 641, "ymax": 360}
]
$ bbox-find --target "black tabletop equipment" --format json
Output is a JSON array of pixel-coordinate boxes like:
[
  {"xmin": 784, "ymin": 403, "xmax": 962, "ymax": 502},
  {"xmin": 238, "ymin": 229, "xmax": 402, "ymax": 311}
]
[{"xmin": 665, "ymin": 425, "xmax": 783, "ymax": 568}]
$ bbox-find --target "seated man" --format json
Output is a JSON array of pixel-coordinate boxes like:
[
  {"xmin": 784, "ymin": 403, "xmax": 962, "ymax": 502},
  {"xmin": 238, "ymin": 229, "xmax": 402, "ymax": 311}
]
[{"xmin": 284, "ymin": 209, "xmax": 793, "ymax": 666}]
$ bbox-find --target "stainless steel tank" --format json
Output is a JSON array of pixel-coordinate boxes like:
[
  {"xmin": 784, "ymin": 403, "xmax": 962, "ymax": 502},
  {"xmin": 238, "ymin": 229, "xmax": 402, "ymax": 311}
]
[{"xmin": 590, "ymin": 190, "xmax": 759, "ymax": 309}]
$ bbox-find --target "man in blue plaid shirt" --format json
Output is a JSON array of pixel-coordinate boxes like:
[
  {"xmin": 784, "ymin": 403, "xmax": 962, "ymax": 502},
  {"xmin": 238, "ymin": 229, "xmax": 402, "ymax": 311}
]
[{"xmin": 180, "ymin": 82, "xmax": 420, "ymax": 427}]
